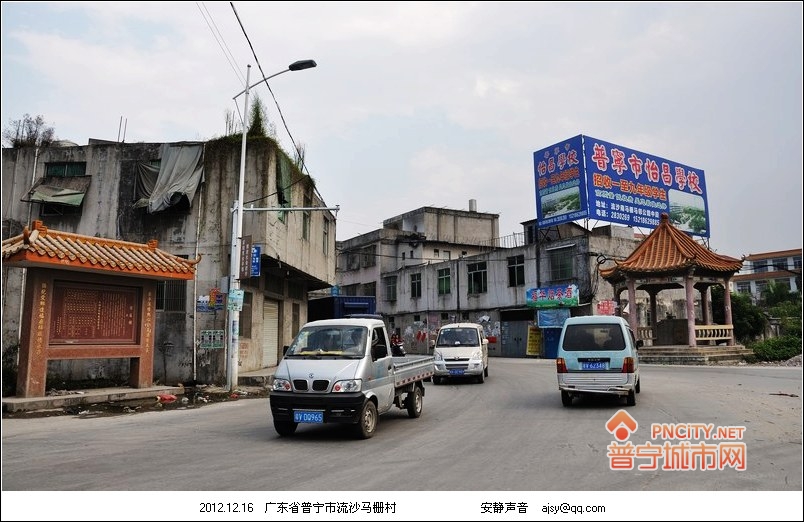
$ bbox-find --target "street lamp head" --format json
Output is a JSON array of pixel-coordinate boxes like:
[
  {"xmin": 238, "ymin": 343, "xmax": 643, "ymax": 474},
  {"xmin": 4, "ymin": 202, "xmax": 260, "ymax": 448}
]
[{"xmin": 289, "ymin": 59, "xmax": 317, "ymax": 71}]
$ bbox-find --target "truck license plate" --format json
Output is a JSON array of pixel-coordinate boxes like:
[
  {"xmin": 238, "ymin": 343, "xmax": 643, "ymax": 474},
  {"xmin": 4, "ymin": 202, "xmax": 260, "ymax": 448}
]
[
  {"xmin": 449, "ymin": 369, "xmax": 465, "ymax": 376},
  {"xmin": 293, "ymin": 410, "xmax": 324, "ymax": 423}
]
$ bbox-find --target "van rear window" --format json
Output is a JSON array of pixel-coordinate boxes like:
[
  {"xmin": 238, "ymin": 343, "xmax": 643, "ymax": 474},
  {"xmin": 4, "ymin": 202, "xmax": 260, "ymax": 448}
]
[{"xmin": 562, "ymin": 324, "xmax": 625, "ymax": 351}]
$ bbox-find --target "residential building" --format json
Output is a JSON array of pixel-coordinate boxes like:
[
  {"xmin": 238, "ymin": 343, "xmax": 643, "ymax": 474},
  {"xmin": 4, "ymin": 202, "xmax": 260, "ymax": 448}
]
[
  {"xmin": 730, "ymin": 248, "xmax": 802, "ymax": 303},
  {"xmin": 334, "ymin": 203, "xmax": 698, "ymax": 358},
  {"xmin": 2, "ymin": 136, "xmax": 336, "ymax": 386}
]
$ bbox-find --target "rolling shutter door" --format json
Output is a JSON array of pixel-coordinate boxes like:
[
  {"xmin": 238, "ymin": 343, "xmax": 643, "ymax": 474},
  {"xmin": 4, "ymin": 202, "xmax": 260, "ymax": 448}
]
[{"xmin": 262, "ymin": 300, "xmax": 279, "ymax": 367}]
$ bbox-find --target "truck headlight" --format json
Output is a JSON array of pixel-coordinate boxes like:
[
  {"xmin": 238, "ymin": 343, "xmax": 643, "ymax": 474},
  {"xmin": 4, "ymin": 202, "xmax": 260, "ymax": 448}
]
[
  {"xmin": 332, "ymin": 379, "xmax": 362, "ymax": 393},
  {"xmin": 272, "ymin": 378, "xmax": 292, "ymax": 392},
  {"xmin": 434, "ymin": 351, "xmax": 443, "ymax": 361},
  {"xmin": 470, "ymin": 350, "xmax": 482, "ymax": 361}
]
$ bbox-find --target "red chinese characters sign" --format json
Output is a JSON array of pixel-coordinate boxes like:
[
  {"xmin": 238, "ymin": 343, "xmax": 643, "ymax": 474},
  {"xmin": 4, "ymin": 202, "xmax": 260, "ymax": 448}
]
[{"xmin": 49, "ymin": 281, "xmax": 139, "ymax": 344}]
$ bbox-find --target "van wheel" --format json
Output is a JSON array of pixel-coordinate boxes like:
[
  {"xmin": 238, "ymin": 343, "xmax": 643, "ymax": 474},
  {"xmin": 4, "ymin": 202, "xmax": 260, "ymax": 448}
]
[
  {"xmin": 635, "ymin": 378, "xmax": 641, "ymax": 394},
  {"xmin": 476, "ymin": 371, "xmax": 485, "ymax": 384},
  {"xmin": 626, "ymin": 389, "xmax": 636, "ymax": 406},
  {"xmin": 354, "ymin": 400, "xmax": 378, "ymax": 439},
  {"xmin": 406, "ymin": 387, "xmax": 423, "ymax": 418},
  {"xmin": 561, "ymin": 391, "xmax": 572, "ymax": 407},
  {"xmin": 484, "ymin": 366, "xmax": 489, "ymax": 377},
  {"xmin": 433, "ymin": 376, "xmax": 442, "ymax": 385},
  {"xmin": 274, "ymin": 420, "xmax": 298, "ymax": 437}
]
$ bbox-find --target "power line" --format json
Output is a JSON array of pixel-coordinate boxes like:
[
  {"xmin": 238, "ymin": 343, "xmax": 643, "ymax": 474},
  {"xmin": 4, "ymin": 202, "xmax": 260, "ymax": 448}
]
[
  {"xmin": 197, "ymin": 2, "xmax": 245, "ymax": 87},
  {"xmin": 229, "ymin": 2, "xmax": 308, "ymax": 176}
]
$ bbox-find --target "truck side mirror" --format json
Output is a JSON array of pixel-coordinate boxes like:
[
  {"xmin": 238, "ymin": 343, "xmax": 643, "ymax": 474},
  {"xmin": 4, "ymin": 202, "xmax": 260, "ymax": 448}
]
[
  {"xmin": 636, "ymin": 339, "xmax": 643, "ymax": 349},
  {"xmin": 282, "ymin": 345, "xmax": 290, "ymax": 356}
]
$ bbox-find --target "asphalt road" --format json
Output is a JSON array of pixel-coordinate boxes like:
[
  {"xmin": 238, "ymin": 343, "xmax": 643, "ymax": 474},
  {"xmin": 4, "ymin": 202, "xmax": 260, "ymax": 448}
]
[{"xmin": 2, "ymin": 358, "xmax": 801, "ymax": 494}]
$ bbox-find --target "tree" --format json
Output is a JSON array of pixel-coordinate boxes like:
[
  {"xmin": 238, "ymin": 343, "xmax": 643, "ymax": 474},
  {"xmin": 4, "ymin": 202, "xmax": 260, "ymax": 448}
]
[
  {"xmin": 711, "ymin": 286, "xmax": 766, "ymax": 343},
  {"xmin": 2, "ymin": 114, "xmax": 56, "ymax": 148},
  {"xmin": 763, "ymin": 281, "xmax": 798, "ymax": 307},
  {"xmin": 247, "ymin": 94, "xmax": 276, "ymax": 138}
]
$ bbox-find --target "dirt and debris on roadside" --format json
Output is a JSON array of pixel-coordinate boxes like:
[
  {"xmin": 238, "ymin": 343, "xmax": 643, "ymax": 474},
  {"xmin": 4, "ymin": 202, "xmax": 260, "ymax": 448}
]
[{"xmin": 2, "ymin": 384, "xmax": 270, "ymax": 420}]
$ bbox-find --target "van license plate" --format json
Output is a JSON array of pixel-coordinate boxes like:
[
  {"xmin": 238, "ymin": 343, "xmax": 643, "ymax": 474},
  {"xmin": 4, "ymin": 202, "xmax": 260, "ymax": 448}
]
[
  {"xmin": 449, "ymin": 369, "xmax": 465, "ymax": 376},
  {"xmin": 581, "ymin": 361, "xmax": 608, "ymax": 370},
  {"xmin": 293, "ymin": 410, "xmax": 324, "ymax": 423}
]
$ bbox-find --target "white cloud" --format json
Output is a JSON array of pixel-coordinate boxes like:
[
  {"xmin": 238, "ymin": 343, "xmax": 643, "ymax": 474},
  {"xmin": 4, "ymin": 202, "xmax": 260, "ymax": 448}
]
[{"xmin": 2, "ymin": 1, "xmax": 801, "ymax": 256}]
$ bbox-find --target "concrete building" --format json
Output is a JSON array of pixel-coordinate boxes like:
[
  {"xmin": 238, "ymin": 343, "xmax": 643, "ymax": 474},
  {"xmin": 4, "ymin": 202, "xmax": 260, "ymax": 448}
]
[
  {"xmin": 731, "ymin": 249, "xmax": 802, "ymax": 303},
  {"xmin": 2, "ymin": 136, "xmax": 336, "ymax": 387},
  {"xmin": 333, "ymin": 202, "xmax": 694, "ymax": 358}
]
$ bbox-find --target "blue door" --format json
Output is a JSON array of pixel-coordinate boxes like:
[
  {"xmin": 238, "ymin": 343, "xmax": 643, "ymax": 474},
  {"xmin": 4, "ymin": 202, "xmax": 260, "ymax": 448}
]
[{"xmin": 543, "ymin": 327, "xmax": 562, "ymax": 359}]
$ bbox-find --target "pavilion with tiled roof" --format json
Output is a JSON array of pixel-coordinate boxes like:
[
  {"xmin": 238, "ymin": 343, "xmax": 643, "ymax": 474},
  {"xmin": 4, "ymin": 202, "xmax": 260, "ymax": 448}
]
[
  {"xmin": 2, "ymin": 221, "xmax": 200, "ymax": 398},
  {"xmin": 600, "ymin": 213, "xmax": 744, "ymax": 348}
]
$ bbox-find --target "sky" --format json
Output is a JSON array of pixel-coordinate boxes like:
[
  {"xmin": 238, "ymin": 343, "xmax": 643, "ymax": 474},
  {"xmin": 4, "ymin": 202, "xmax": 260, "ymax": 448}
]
[{"xmin": 1, "ymin": 1, "xmax": 802, "ymax": 259}]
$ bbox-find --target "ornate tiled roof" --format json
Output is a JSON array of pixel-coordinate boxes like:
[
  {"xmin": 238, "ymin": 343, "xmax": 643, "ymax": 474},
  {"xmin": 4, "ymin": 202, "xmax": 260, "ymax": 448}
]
[
  {"xmin": 600, "ymin": 213, "xmax": 742, "ymax": 281},
  {"xmin": 2, "ymin": 221, "xmax": 199, "ymax": 280}
]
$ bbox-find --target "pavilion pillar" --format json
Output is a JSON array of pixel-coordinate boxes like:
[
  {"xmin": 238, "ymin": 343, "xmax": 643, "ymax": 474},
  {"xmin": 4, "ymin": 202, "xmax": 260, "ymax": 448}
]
[
  {"xmin": 686, "ymin": 271, "xmax": 696, "ymax": 347},
  {"xmin": 627, "ymin": 277, "xmax": 638, "ymax": 333},
  {"xmin": 701, "ymin": 285, "xmax": 711, "ymax": 325},
  {"xmin": 649, "ymin": 289, "xmax": 658, "ymax": 330},
  {"xmin": 724, "ymin": 276, "xmax": 735, "ymax": 345}
]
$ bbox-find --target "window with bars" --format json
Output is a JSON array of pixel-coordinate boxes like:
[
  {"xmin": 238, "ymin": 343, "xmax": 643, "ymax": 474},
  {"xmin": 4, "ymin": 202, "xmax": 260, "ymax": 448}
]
[
  {"xmin": 276, "ymin": 156, "xmax": 291, "ymax": 223},
  {"xmin": 411, "ymin": 273, "xmax": 422, "ymax": 299},
  {"xmin": 548, "ymin": 247, "xmax": 574, "ymax": 281},
  {"xmin": 771, "ymin": 257, "xmax": 788, "ymax": 271},
  {"xmin": 346, "ymin": 252, "xmax": 360, "ymax": 271},
  {"xmin": 156, "ymin": 279, "xmax": 187, "ymax": 312},
  {"xmin": 363, "ymin": 281, "xmax": 376, "ymax": 297},
  {"xmin": 155, "ymin": 255, "xmax": 188, "ymax": 311},
  {"xmin": 46, "ymin": 162, "xmax": 86, "ymax": 177},
  {"xmin": 384, "ymin": 276, "xmax": 397, "ymax": 301},
  {"xmin": 341, "ymin": 284, "xmax": 359, "ymax": 296},
  {"xmin": 736, "ymin": 282, "xmax": 751, "ymax": 294},
  {"xmin": 362, "ymin": 245, "xmax": 377, "ymax": 268},
  {"xmin": 323, "ymin": 218, "xmax": 329, "ymax": 256},
  {"xmin": 508, "ymin": 254, "xmax": 525, "ymax": 287},
  {"xmin": 467, "ymin": 261, "xmax": 487, "ymax": 294},
  {"xmin": 437, "ymin": 267, "xmax": 451, "ymax": 295}
]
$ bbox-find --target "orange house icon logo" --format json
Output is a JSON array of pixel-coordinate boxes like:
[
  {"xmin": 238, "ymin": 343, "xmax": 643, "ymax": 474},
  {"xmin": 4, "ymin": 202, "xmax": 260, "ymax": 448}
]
[{"xmin": 606, "ymin": 410, "xmax": 638, "ymax": 441}]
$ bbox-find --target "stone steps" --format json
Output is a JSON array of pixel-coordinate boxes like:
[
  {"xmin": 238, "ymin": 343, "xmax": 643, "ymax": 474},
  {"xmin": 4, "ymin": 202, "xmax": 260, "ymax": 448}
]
[{"xmin": 638, "ymin": 345, "xmax": 754, "ymax": 365}]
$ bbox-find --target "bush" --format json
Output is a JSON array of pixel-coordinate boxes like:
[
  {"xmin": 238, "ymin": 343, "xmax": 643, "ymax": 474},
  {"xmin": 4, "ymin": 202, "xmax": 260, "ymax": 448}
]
[{"xmin": 751, "ymin": 335, "xmax": 803, "ymax": 362}]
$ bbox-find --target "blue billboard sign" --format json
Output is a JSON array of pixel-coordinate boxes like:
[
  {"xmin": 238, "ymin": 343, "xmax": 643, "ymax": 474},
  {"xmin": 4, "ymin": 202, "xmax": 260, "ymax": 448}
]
[
  {"xmin": 533, "ymin": 135, "xmax": 709, "ymax": 237},
  {"xmin": 250, "ymin": 246, "xmax": 261, "ymax": 277}
]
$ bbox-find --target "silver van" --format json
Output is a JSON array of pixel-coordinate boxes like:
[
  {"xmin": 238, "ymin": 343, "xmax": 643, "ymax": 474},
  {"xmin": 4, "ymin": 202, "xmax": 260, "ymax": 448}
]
[
  {"xmin": 431, "ymin": 323, "xmax": 489, "ymax": 384},
  {"xmin": 556, "ymin": 315, "xmax": 641, "ymax": 407}
]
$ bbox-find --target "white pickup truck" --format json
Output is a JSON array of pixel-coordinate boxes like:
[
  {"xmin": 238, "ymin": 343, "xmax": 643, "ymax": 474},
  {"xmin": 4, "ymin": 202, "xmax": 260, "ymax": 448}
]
[{"xmin": 269, "ymin": 317, "xmax": 435, "ymax": 439}]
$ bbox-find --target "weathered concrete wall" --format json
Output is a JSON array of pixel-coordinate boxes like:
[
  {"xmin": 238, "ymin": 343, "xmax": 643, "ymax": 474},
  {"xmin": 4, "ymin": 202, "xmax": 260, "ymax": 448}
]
[{"xmin": 3, "ymin": 136, "xmax": 336, "ymax": 393}]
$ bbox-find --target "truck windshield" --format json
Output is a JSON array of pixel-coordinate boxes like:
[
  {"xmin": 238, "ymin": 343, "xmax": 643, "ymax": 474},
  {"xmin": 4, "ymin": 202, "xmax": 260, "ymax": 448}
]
[{"xmin": 285, "ymin": 326, "xmax": 367, "ymax": 358}]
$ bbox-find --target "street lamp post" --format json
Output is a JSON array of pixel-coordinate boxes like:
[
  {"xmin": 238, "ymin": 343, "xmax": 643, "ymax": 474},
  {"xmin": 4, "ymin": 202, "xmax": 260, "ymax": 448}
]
[{"xmin": 227, "ymin": 60, "xmax": 317, "ymax": 392}]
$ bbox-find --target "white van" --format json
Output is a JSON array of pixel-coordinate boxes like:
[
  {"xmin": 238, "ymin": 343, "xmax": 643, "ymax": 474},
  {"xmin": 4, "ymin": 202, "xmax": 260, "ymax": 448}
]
[
  {"xmin": 430, "ymin": 323, "xmax": 489, "ymax": 384},
  {"xmin": 556, "ymin": 315, "xmax": 642, "ymax": 407}
]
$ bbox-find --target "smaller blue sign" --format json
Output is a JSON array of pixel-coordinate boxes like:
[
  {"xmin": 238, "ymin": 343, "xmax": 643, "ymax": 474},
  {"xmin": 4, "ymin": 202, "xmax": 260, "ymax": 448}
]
[
  {"xmin": 251, "ymin": 246, "xmax": 261, "ymax": 277},
  {"xmin": 538, "ymin": 308, "xmax": 571, "ymax": 328}
]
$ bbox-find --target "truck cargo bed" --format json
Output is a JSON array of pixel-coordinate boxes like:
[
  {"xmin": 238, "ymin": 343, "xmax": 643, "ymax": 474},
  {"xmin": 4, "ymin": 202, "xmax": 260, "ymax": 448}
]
[{"xmin": 392, "ymin": 355, "xmax": 434, "ymax": 387}]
